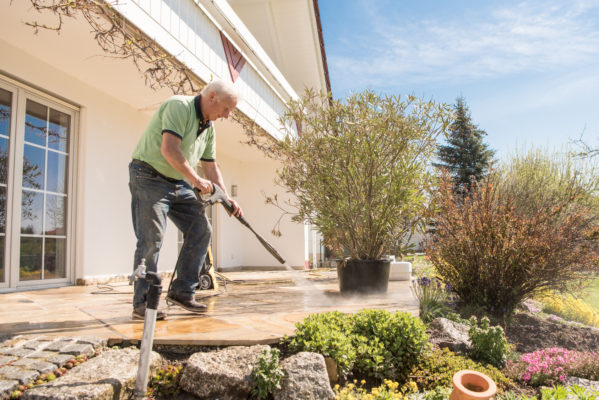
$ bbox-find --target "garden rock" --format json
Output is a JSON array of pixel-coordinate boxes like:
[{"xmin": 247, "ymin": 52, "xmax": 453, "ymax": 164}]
[
  {"xmin": 179, "ymin": 345, "xmax": 270, "ymax": 400},
  {"xmin": 273, "ymin": 352, "xmax": 334, "ymax": 400},
  {"xmin": 564, "ymin": 376, "xmax": 599, "ymax": 391},
  {"xmin": 21, "ymin": 347, "xmax": 161, "ymax": 400},
  {"xmin": 427, "ymin": 317, "xmax": 471, "ymax": 353}
]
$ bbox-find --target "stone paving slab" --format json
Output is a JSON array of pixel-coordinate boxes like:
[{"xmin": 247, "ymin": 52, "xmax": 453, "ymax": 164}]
[
  {"xmin": 0, "ymin": 366, "xmax": 39, "ymax": 384},
  {"xmin": 0, "ymin": 380, "xmax": 18, "ymax": 398},
  {"xmin": 21, "ymin": 347, "xmax": 161, "ymax": 400},
  {"xmin": 0, "ymin": 356, "xmax": 16, "ymax": 366}
]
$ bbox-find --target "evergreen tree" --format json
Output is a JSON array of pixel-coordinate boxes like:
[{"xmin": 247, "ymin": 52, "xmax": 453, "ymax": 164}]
[{"xmin": 435, "ymin": 97, "xmax": 495, "ymax": 192}]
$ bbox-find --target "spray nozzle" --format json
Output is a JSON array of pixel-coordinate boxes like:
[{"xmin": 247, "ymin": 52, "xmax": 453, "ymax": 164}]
[{"xmin": 129, "ymin": 258, "xmax": 147, "ymax": 285}]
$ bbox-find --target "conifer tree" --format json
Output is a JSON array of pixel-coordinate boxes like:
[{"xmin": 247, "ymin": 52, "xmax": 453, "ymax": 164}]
[{"xmin": 435, "ymin": 97, "xmax": 495, "ymax": 193}]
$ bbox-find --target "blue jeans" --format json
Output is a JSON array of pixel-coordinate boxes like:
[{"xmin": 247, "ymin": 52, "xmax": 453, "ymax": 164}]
[{"xmin": 129, "ymin": 161, "xmax": 211, "ymax": 308}]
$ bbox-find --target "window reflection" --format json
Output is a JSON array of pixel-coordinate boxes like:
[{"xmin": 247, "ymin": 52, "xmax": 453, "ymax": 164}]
[
  {"xmin": 47, "ymin": 151, "xmax": 67, "ymax": 193},
  {"xmin": 0, "ymin": 88, "xmax": 11, "ymax": 137},
  {"xmin": 20, "ymin": 237, "xmax": 42, "ymax": 281},
  {"xmin": 45, "ymin": 194, "xmax": 66, "ymax": 235},
  {"xmin": 25, "ymin": 100, "xmax": 47, "ymax": 146},
  {"xmin": 48, "ymin": 109, "xmax": 69, "ymax": 152},
  {"xmin": 21, "ymin": 190, "xmax": 43, "ymax": 235},
  {"xmin": 44, "ymin": 238, "xmax": 66, "ymax": 279},
  {"xmin": 22, "ymin": 144, "xmax": 44, "ymax": 190},
  {"xmin": 0, "ymin": 186, "xmax": 5, "ymax": 233}
]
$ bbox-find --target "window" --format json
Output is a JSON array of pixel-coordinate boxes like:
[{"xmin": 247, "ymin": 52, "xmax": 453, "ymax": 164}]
[{"xmin": 0, "ymin": 77, "xmax": 77, "ymax": 289}]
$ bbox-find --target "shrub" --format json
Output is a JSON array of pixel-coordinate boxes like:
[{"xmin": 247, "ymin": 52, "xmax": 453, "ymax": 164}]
[
  {"xmin": 537, "ymin": 291, "xmax": 599, "ymax": 327},
  {"xmin": 250, "ymin": 348, "xmax": 283, "ymax": 400},
  {"xmin": 250, "ymin": 90, "xmax": 451, "ymax": 259},
  {"xmin": 503, "ymin": 347, "xmax": 599, "ymax": 387},
  {"xmin": 407, "ymin": 347, "xmax": 513, "ymax": 393},
  {"xmin": 286, "ymin": 310, "xmax": 428, "ymax": 383},
  {"xmin": 411, "ymin": 276, "xmax": 456, "ymax": 323},
  {"xmin": 351, "ymin": 309, "xmax": 429, "ymax": 380},
  {"xmin": 468, "ymin": 316, "xmax": 509, "ymax": 368},
  {"xmin": 427, "ymin": 154, "xmax": 599, "ymax": 318},
  {"xmin": 286, "ymin": 311, "xmax": 355, "ymax": 377}
]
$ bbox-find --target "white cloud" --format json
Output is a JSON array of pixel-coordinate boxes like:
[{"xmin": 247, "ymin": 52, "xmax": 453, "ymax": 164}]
[{"xmin": 329, "ymin": 0, "xmax": 599, "ymax": 93}]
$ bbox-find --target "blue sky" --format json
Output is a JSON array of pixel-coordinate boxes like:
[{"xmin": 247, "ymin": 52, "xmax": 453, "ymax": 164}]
[{"xmin": 318, "ymin": 0, "xmax": 599, "ymax": 160}]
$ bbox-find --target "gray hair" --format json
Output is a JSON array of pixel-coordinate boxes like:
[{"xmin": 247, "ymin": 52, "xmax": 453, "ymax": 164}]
[{"xmin": 201, "ymin": 79, "xmax": 238, "ymax": 101}]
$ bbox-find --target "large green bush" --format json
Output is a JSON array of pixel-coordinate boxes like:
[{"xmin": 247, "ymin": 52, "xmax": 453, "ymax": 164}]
[
  {"xmin": 427, "ymin": 150, "xmax": 599, "ymax": 318},
  {"xmin": 407, "ymin": 347, "xmax": 513, "ymax": 393},
  {"xmin": 286, "ymin": 310, "xmax": 428, "ymax": 382}
]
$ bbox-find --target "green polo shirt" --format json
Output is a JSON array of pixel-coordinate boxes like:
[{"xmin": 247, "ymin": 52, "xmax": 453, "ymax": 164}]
[{"xmin": 132, "ymin": 95, "xmax": 216, "ymax": 180}]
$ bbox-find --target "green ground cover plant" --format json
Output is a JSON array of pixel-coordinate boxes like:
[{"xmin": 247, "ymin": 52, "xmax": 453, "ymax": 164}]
[
  {"xmin": 286, "ymin": 309, "xmax": 428, "ymax": 383},
  {"xmin": 407, "ymin": 347, "xmax": 513, "ymax": 393}
]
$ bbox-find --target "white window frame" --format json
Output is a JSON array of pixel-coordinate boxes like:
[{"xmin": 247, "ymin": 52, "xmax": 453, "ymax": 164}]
[{"xmin": 0, "ymin": 74, "xmax": 79, "ymax": 291}]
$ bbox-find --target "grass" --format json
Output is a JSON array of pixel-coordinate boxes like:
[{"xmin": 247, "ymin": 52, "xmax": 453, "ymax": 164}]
[{"xmin": 579, "ymin": 275, "xmax": 599, "ymax": 312}]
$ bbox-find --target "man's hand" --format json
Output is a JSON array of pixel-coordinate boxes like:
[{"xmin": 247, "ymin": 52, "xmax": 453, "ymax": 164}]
[
  {"xmin": 194, "ymin": 177, "xmax": 214, "ymax": 195},
  {"xmin": 228, "ymin": 198, "xmax": 243, "ymax": 217}
]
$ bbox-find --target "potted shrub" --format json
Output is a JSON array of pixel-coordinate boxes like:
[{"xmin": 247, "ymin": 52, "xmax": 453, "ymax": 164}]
[{"xmin": 249, "ymin": 90, "xmax": 450, "ymax": 293}]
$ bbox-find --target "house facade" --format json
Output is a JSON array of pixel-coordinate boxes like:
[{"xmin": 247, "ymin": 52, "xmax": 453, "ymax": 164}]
[{"xmin": 0, "ymin": 0, "xmax": 330, "ymax": 291}]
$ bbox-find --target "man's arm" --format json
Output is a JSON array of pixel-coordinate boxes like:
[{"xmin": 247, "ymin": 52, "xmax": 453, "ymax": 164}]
[
  {"xmin": 202, "ymin": 160, "xmax": 243, "ymax": 217},
  {"xmin": 161, "ymin": 133, "xmax": 213, "ymax": 194}
]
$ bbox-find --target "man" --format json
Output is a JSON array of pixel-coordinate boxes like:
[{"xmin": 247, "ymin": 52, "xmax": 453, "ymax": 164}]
[{"xmin": 129, "ymin": 79, "xmax": 242, "ymax": 320}]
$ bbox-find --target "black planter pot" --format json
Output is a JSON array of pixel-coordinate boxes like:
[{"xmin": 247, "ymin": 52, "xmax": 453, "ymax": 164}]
[{"xmin": 337, "ymin": 259, "xmax": 390, "ymax": 294}]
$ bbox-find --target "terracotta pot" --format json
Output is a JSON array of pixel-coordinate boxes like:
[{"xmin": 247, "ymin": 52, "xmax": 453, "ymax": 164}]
[
  {"xmin": 336, "ymin": 259, "xmax": 390, "ymax": 294},
  {"xmin": 450, "ymin": 370, "xmax": 497, "ymax": 400}
]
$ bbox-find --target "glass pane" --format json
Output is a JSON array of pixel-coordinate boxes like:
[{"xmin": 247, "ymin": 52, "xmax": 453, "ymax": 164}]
[
  {"xmin": 0, "ymin": 236, "xmax": 4, "ymax": 283},
  {"xmin": 20, "ymin": 237, "xmax": 42, "ymax": 281},
  {"xmin": 48, "ymin": 109, "xmax": 69, "ymax": 152},
  {"xmin": 44, "ymin": 238, "xmax": 66, "ymax": 279},
  {"xmin": 0, "ymin": 88, "xmax": 11, "ymax": 137},
  {"xmin": 46, "ymin": 151, "xmax": 67, "ymax": 193},
  {"xmin": 21, "ymin": 190, "xmax": 43, "ymax": 235},
  {"xmin": 25, "ymin": 100, "xmax": 47, "ymax": 146},
  {"xmin": 0, "ymin": 137, "xmax": 8, "ymax": 184},
  {"xmin": 45, "ymin": 194, "xmax": 66, "ymax": 235},
  {"xmin": 23, "ymin": 144, "xmax": 45, "ymax": 190},
  {"xmin": 0, "ymin": 186, "xmax": 5, "ymax": 233}
]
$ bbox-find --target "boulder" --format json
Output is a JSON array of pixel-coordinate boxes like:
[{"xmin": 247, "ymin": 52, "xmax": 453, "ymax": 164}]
[
  {"xmin": 427, "ymin": 317, "xmax": 471, "ymax": 353},
  {"xmin": 273, "ymin": 352, "xmax": 334, "ymax": 400},
  {"xmin": 179, "ymin": 345, "xmax": 269, "ymax": 400}
]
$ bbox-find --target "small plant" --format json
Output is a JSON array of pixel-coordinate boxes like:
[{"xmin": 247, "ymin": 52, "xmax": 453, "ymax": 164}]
[
  {"xmin": 540, "ymin": 385, "xmax": 569, "ymax": 400},
  {"xmin": 422, "ymin": 386, "xmax": 452, "ymax": 400},
  {"xmin": 407, "ymin": 347, "xmax": 513, "ymax": 393},
  {"xmin": 503, "ymin": 347, "xmax": 599, "ymax": 387},
  {"xmin": 497, "ymin": 391, "xmax": 538, "ymax": 400},
  {"xmin": 147, "ymin": 364, "xmax": 182, "ymax": 398},
  {"xmin": 468, "ymin": 316, "xmax": 509, "ymax": 368},
  {"xmin": 335, "ymin": 379, "xmax": 417, "ymax": 400},
  {"xmin": 411, "ymin": 275, "xmax": 456, "ymax": 323},
  {"xmin": 250, "ymin": 348, "xmax": 283, "ymax": 400}
]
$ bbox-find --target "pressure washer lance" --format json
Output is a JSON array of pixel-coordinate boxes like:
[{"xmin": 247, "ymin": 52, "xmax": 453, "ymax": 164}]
[
  {"xmin": 129, "ymin": 258, "xmax": 162, "ymax": 400},
  {"xmin": 195, "ymin": 185, "xmax": 286, "ymax": 264}
]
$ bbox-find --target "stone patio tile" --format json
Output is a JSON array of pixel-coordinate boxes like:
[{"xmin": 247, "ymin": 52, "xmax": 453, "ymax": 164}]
[
  {"xmin": 0, "ymin": 380, "xmax": 19, "ymax": 397},
  {"xmin": 0, "ymin": 366, "xmax": 39, "ymax": 384}
]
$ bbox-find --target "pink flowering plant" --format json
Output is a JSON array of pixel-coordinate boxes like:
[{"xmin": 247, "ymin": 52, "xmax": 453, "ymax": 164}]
[{"xmin": 504, "ymin": 347, "xmax": 599, "ymax": 387}]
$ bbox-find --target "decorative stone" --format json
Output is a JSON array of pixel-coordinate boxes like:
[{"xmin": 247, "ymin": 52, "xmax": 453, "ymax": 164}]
[
  {"xmin": 28, "ymin": 351, "xmax": 59, "ymax": 360},
  {"xmin": 180, "ymin": 345, "xmax": 270, "ymax": 400},
  {"xmin": 273, "ymin": 352, "xmax": 335, "ymax": 400},
  {"xmin": 76, "ymin": 337, "xmax": 107, "ymax": 350},
  {"xmin": 0, "ymin": 380, "xmax": 19, "ymax": 397},
  {"xmin": 2, "ymin": 347, "xmax": 35, "ymax": 358},
  {"xmin": 44, "ymin": 340, "xmax": 74, "ymax": 352},
  {"xmin": 23, "ymin": 340, "xmax": 52, "ymax": 351},
  {"xmin": 0, "ymin": 366, "xmax": 39, "ymax": 384},
  {"xmin": 46, "ymin": 354, "xmax": 73, "ymax": 367},
  {"xmin": 427, "ymin": 318, "xmax": 472, "ymax": 353},
  {"xmin": 59, "ymin": 343, "xmax": 94, "ymax": 357},
  {"xmin": 21, "ymin": 348, "xmax": 161, "ymax": 400},
  {"xmin": 0, "ymin": 355, "xmax": 17, "ymax": 366},
  {"xmin": 12, "ymin": 359, "xmax": 56, "ymax": 374}
]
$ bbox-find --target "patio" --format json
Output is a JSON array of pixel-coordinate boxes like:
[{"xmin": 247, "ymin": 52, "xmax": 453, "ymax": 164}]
[{"xmin": 0, "ymin": 269, "xmax": 417, "ymax": 346}]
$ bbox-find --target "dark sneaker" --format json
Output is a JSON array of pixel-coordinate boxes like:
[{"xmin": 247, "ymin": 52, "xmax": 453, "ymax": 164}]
[
  {"xmin": 132, "ymin": 306, "xmax": 167, "ymax": 321},
  {"xmin": 165, "ymin": 293, "xmax": 207, "ymax": 314}
]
